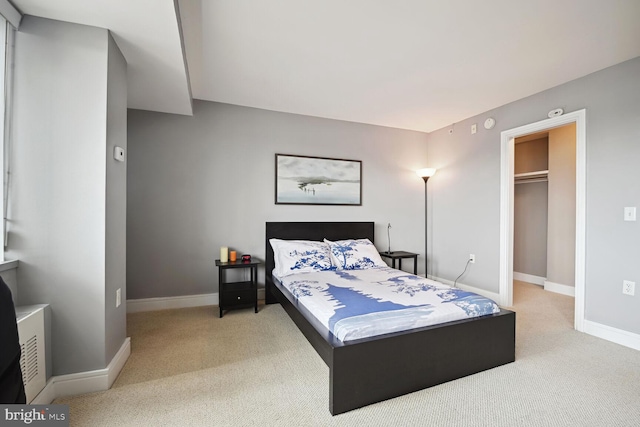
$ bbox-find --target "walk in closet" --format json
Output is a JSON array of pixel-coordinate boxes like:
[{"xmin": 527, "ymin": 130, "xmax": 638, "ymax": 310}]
[{"xmin": 513, "ymin": 123, "xmax": 576, "ymax": 295}]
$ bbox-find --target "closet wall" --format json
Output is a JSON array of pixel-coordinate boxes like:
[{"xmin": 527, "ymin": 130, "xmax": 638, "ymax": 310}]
[
  {"xmin": 547, "ymin": 124, "xmax": 577, "ymax": 290},
  {"xmin": 514, "ymin": 136, "xmax": 549, "ymax": 281}
]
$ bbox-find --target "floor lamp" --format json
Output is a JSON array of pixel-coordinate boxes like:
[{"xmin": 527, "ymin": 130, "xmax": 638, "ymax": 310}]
[{"xmin": 416, "ymin": 168, "xmax": 436, "ymax": 278}]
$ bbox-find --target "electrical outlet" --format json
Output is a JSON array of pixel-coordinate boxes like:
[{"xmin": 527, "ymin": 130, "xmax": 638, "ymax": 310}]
[
  {"xmin": 471, "ymin": 124, "xmax": 477, "ymax": 134},
  {"xmin": 624, "ymin": 207, "xmax": 636, "ymax": 221},
  {"xmin": 469, "ymin": 254, "xmax": 475, "ymax": 264},
  {"xmin": 623, "ymin": 280, "xmax": 635, "ymax": 296},
  {"xmin": 116, "ymin": 288, "xmax": 122, "ymax": 307}
]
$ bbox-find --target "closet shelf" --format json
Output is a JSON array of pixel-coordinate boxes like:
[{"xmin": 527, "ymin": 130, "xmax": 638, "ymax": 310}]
[{"xmin": 515, "ymin": 170, "xmax": 548, "ymax": 184}]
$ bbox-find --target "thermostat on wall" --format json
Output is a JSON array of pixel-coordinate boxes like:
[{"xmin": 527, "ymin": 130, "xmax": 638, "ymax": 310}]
[{"xmin": 114, "ymin": 146, "xmax": 125, "ymax": 162}]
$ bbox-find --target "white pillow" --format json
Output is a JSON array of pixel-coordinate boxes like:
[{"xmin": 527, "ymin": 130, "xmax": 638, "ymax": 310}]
[
  {"xmin": 269, "ymin": 239, "xmax": 334, "ymax": 278},
  {"xmin": 324, "ymin": 238, "xmax": 387, "ymax": 270}
]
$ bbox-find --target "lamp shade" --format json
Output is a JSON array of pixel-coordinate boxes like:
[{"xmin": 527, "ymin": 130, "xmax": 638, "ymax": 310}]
[{"xmin": 416, "ymin": 168, "xmax": 436, "ymax": 179}]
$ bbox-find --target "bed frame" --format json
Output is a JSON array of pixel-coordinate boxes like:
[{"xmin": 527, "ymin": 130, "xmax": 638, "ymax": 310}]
[{"xmin": 265, "ymin": 221, "xmax": 515, "ymax": 415}]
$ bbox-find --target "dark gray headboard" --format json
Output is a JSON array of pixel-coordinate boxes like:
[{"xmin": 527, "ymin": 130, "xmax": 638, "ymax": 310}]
[{"xmin": 264, "ymin": 222, "xmax": 375, "ymax": 304}]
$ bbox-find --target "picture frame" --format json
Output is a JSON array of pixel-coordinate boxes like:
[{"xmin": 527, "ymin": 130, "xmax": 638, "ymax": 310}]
[{"xmin": 275, "ymin": 153, "xmax": 362, "ymax": 205}]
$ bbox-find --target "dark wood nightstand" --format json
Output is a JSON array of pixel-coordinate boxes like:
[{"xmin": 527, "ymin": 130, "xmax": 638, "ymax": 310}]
[
  {"xmin": 215, "ymin": 259, "xmax": 261, "ymax": 318},
  {"xmin": 379, "ymin": 251, "xmax": 419, "ymax": 275}
]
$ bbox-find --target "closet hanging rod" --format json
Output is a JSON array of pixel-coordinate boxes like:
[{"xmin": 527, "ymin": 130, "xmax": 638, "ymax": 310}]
[{"xmin": 514, "ymin": 170, "xmax": 548, "ymax": 179}]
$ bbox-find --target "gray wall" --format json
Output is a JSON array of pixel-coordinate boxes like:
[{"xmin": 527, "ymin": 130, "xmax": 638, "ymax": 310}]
[
  {"xmin": 7, "ymin": 16, "xmax": 127, "ymax": 375},
  {"xmin": 104, "ymin": 33, "xmax": 128, "ymax": 365},
  {"xmin": 127, "ymin": 101, "xmax": 428, "ymax": 299},
  {"xmin": 426, "ymin": 56, "xmax": 640, "ymax": 335}
]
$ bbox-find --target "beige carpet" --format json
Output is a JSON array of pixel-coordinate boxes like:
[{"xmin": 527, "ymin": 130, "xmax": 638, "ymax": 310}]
[{"xmin": 55, "ymin": 281, "xmax": 640, "ymax": 426}]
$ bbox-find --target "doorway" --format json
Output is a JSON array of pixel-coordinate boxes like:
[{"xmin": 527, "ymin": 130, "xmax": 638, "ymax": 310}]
[{"xmin": 499, "ymin": 110, "xmax": 586, "ymax": 331}]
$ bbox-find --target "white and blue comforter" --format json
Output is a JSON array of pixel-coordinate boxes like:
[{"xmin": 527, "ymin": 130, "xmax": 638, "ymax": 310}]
[{"xmin": 276, "ymin": 267, "xmax": 501, "ymax": 342}]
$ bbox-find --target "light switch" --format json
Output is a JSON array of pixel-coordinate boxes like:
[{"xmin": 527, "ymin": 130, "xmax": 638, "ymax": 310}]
[{"xmin": 624, "ymin": 207, "xmax": 636, "ymax": 221}]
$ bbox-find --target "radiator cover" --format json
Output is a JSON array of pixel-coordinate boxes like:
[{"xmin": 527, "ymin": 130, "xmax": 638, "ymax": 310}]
[{"xmin": 16, "ymin": 306, "xmax": 46, "ymax": 403}]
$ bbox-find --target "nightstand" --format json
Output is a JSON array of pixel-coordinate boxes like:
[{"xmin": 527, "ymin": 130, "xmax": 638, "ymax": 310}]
[
  {"xmin": 215, "ymin": 259, "xmax": 261, "ymax": 318},
  {"xmin": 379, "ymin": 251, "xmax": 418, "ymax": 275}
]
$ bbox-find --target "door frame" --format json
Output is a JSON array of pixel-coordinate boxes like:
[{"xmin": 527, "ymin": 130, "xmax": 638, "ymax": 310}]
[{"xmin": 499, "ymin": 109, "xmax": 586, "ymax": 331}]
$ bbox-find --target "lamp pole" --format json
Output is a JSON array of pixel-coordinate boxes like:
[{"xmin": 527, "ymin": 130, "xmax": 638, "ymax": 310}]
[
  {"xmin": 422, "ymin": 176, "xmax": 429, "ymax": 278},
  {"xmin": 416, "ymin": 168, "xmax": 436, "ymax": 278}
]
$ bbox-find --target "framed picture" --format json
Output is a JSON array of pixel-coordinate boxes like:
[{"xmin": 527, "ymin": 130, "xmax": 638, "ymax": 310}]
[{"xmin": 275, "ymin": 154, "xmax": 362, "ymax": 205}]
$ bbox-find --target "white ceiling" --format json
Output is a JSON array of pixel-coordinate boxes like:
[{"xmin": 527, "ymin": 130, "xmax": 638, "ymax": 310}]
[{"xmin": 12, "ymin": 0, "xmax": 640, "ymax": 133}]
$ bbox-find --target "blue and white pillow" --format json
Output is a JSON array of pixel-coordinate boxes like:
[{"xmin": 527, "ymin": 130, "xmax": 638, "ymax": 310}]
[
  {"xmin": 324, "ymin": 238, "xmax": 387, "ymax": 270},
  {"xmin": 269, "ymin": 239, "xmax": 335, "ymax": 278}
]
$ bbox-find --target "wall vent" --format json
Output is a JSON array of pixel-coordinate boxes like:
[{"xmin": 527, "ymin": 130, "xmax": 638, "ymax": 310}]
[{"xmin": 17, "ymin": 306, "xmax": 46, "ymax": 403}]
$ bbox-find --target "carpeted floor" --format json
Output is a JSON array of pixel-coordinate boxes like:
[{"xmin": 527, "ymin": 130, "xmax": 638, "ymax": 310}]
[{"xmin": 55, "ymin": 281, "xmax": 640, "ymax": 426}]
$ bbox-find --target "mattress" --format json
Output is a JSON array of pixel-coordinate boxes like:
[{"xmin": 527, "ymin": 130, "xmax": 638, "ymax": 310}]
[{"xmin": 274, "ymin": 267, "xmax": 501, "ymax": 342}]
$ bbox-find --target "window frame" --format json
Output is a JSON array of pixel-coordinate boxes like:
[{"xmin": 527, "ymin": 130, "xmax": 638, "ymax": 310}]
[{"xmin": 0, "ymin": 15, "xmax": 16, "ymax": 262}]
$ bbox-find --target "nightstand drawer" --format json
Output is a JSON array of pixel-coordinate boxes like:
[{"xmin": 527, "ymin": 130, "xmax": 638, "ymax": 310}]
[{"xmin": 221, "ymin": 288, "xmax": 256, "ymax": 307}]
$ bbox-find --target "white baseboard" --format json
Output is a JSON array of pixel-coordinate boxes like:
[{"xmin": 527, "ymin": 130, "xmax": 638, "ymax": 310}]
[
  {"xmin": 29, "ymin": 377, "xmax": 56, "ymax": 405},
  {"xmin": 513, "ymin": 272, "xmax": 545, "ymax": 286},
  {"xmin": 127, "ymin": 293, "xmax": 219, "ymax": 313},
  {"xmin": 430, "ymin": 275, "xmax": 501, "ymax": 303},
  {"xmin": 31, "ymin": 337, "xmax": 131, "ymax": 404},
  {"xmin": 543, "ymin": 280, "xmax": 575, "ymax": 297},
  {"xmin": 108, "ymin": 337, "xmax": 131, "ymax": 388},
  {"xmin": 584, "ymin": 320, "xmax": 640, "ymax": 351},
  {"xmin": 127, "ymin": 289, "xmax": 266, "ymax": 313}
]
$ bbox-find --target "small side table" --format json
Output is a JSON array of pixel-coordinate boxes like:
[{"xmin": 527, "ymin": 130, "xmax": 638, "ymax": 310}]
[
  {"xmin": 379, "ymin": 251, "xmax": 418, "ymax": 275},
  {"xmin": 215, "ymin": 259, "xmax": 261, "ymax": 318}
]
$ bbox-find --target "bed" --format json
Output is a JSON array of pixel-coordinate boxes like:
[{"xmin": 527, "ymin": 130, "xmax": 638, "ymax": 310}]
[{"xmin": 265, "ymin": 221, "xmax": 515, "ymax": 415}]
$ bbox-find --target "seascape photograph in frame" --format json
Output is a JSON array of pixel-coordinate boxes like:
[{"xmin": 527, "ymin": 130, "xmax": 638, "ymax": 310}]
[{"xmin": 275, "ymin": 154, "xmax": 362, "ymax": 205}]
